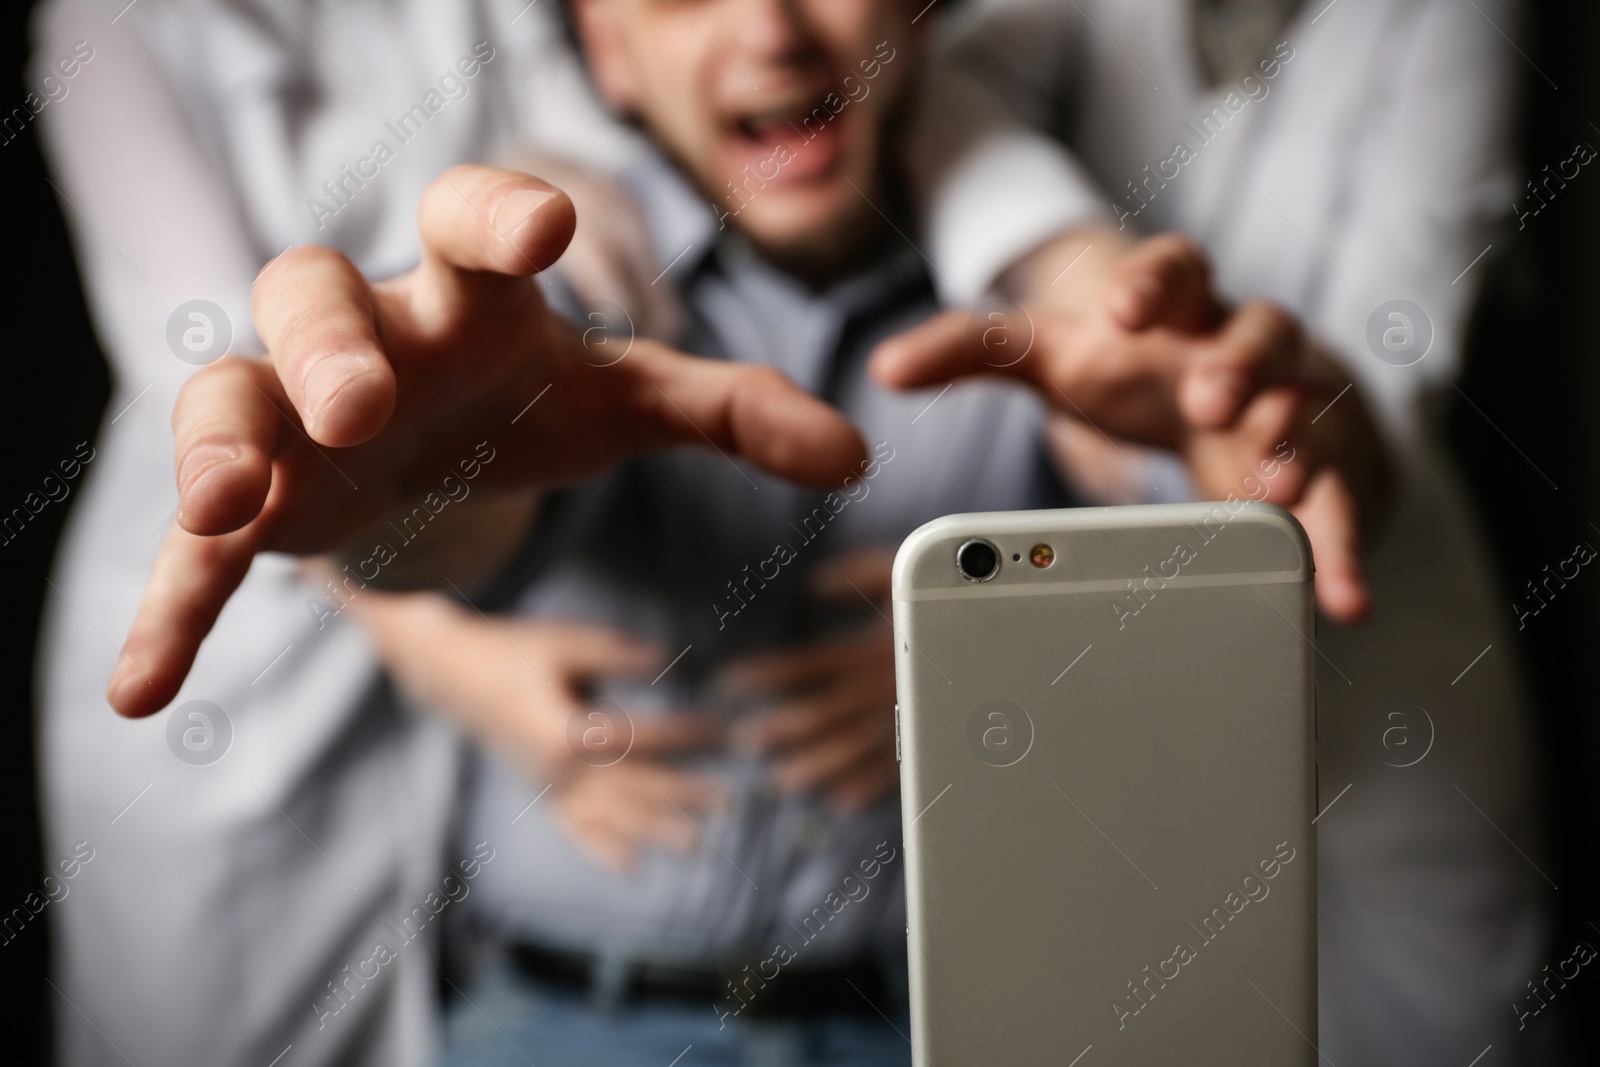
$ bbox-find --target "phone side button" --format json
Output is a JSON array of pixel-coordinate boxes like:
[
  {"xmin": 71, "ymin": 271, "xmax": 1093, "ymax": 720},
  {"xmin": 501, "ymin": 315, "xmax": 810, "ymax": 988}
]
[{"xmin": 894, "ymin": 703, "xmax": 902, "ymax": 762}]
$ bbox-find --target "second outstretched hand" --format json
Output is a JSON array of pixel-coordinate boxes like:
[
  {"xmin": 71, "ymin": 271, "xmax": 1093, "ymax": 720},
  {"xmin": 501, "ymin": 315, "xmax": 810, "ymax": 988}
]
[
  {"xmin": 108, "ymin": 165, "xmax": 868, "ymax": 719},
  {"xmin": 870, "ymin": 229, "xmax": 1392, "ymax": 624}
]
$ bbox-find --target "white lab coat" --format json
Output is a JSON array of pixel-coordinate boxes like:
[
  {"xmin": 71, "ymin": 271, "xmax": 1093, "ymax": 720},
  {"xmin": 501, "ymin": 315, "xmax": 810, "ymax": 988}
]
[
  {"xmin": 918, "ymin": 1, "xmax": 1551, "ymax": 1064},
  {"xmin": 29, "ymin": 1, "xmax": 630, "ymax": 1064}
]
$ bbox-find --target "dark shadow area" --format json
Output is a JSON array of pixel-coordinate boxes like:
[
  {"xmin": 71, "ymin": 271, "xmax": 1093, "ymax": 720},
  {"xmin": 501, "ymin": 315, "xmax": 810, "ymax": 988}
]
[
  {"xmin": 0, "ymin": 2, "xmax": 111, "ymax": 1062},
  {"xmin": 1445, "ymin": 0, "xmax": 1600, "ymax": 1055}
]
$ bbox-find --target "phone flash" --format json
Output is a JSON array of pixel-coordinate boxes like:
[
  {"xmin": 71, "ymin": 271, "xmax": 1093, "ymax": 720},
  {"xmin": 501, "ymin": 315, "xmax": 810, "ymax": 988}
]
[{"xmin": 1029, "ymin": 543, "xmax": 1055, "ymax": 569}]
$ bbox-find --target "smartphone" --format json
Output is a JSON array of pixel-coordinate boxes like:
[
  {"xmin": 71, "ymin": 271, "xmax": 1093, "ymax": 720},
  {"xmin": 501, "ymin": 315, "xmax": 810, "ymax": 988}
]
[{"xmin": 892, "ymin": 502, "xmax": 1316, "ymax": 1065}]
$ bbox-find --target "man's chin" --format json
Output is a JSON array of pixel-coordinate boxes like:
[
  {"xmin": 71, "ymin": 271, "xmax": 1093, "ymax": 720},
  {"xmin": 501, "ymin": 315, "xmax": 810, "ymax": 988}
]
[
  {"xmin": 741, "ymin": 216, "xmax": 891, "ymax": 288},
  {"xmin": 706, "ymin": 159, "xmax": 896, "ymax": 285},
  {"xmin": 740, "ymin": 205, "xmax": 843, "ymax": 245}
]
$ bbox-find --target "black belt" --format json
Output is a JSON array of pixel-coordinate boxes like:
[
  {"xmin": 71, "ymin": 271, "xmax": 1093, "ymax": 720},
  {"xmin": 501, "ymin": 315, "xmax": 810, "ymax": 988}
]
[{"xmin": 507, "ymin": 941, "xmax": 895, "ymax": 1020}]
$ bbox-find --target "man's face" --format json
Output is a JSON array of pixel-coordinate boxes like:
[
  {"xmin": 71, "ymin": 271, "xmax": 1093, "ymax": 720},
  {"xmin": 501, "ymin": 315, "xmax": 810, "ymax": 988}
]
[{"xmin": 576, "ymin": 0, "xmax": 921, "ymax": 275}]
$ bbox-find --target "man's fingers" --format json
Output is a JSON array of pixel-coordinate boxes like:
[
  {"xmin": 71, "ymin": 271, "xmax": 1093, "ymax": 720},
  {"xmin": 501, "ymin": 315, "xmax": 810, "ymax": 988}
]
[
  {"xmin": 564, "ymin": 776, "xmax": 695, "ymax": 854},
  {"xmin": 735, "ymin": 693, "xmax": 861, "ymax": 752},
  {"xmin": 249, "ymin": 167, "xmax": 574, "ymax": 450},
  {"xmin": 870, "ymin": 304, "xmax": 1188, "ymax": 442},
  {"xmin": 631, "ymin": 342, "xmax": 868, "ymax": 490},
  {"xmin": 828, "ymin": 760, "xmax": 901, "ymax": 812},
  {"xmin": 570, "ymin": 765, "xmax": 724, "ymax": 855},
  {"xmin": 107, "ymin": 524, "xmax": 262, "ymax": 718},
  {"xmin": 172, "ymin": 356, "xmax": 281, "ymax": 535},
  {"xmin": 1180, "ymin": 302, "xmax": 1304, "ymax": 428},
  {"xmin": 716, "ymin": 640, "xmax": 858, "ymax": 698},
  {"xmin": 1294, "ymin": 469, "xmax": 1371, "ymax": 625},
  {"xmin": 1184, "ymin": 387, "xmax": 1313, "ymax": 505},
  {"xmin": 772, "ymin": 716, "xmax": 891, "ymax": 794},
  {"xmin": 636, "ymin": 765, "xmax": 726, "ymax": 812},
  {"xmin": 1188, "ymin": 395, "xmax": 1371, "ymax": 622},
  {"xmin": 415, "ymin": 164, "xmax": 576, "ymax": 308},
  {"xmin": 552, "ymin": 803, "xmax": 640, "ymax": 872},
  {"xmin": 253, "ymin": 245, "xmax": 395, "ymax": 448},
  {"xmin": 868, "ymin": 309, "xmax": 1034, "ymax": 392},
  {"xmin": 1105, "ymin": 233, "xmax": 1215, "ymax": 332},
  {"xmin": 627, "ymin": 713, "xmax": 728, "ymax": 756},
  {"xmin": 538, "ymin": 622, "xmax": 664, "ymax": 679}
]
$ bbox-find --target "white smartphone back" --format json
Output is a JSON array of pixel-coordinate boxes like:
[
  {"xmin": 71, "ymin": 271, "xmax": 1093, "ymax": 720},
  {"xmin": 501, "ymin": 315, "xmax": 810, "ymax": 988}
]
[{"xmin": 893, "ymin": 503, "xmax": 1316, "ymax": 1065}]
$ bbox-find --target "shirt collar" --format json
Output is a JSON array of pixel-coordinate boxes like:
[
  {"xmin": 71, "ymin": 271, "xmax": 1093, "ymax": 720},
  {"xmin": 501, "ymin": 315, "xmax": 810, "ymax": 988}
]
[{"xmin": 620, "ymin": 146, "xmax": 722, "ymax": 288}]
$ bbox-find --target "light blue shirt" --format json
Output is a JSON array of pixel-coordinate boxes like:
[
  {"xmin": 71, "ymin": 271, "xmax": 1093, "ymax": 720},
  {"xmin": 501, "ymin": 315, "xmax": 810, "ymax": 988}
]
[{"xmin": 465, "ymin": 151, "xmax": 1069, "ymax": 966}]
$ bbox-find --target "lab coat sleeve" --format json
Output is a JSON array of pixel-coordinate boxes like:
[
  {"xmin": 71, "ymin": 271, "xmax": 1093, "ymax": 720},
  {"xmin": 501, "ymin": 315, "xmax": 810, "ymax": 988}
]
[
  {"xmin": 1309, "ymin": 0, "xmax": 1519, "ymax": 452},
  {"xmin": 907, "ymin": 0, "xmax": 1108, "ymax": 304},
  {"xmin": 32, "ymin": 0, "xmax": 266, "ymax": 401}
]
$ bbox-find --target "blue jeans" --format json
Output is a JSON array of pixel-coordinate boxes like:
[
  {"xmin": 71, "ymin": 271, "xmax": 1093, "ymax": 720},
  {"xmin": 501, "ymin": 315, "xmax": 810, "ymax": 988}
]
[{"xmin": 438, "ymin": 953, "xmax": 913, "ymax": 1067}]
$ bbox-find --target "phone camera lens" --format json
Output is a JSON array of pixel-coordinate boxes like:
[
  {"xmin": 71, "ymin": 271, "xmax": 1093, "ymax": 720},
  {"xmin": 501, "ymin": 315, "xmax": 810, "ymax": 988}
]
[{"xmin": 956, "ymin": 539, "xmax": 1000, "ymax": 582}]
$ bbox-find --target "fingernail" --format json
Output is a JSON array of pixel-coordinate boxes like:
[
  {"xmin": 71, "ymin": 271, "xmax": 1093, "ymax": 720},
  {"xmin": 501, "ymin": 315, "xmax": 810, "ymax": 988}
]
[
  {"xmin": 303, "ymin": 354, "xmax": 383, "ymax": 428},
  {"xmin": 867, "ymin": 341, "xmax": 910, "ymax": 383},
  {"xmin": 105, "ymin": 667, "xmax": 126, "ymax": 707},
  {"xmin": 494, "ymin": 187, "xmax": 556, "ymax": 237},
  {"xmin": 106, "ymin": 666, "xmax": 142, "ymax": 716},
  {"xmin": 177, "ymin": 443, "xmax": 240, "ymax": 500}
]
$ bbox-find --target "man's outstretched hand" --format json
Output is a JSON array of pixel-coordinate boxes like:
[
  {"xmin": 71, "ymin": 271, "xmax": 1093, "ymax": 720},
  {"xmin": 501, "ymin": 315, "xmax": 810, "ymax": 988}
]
[
  {"xmin": 870, "ymin": 230, "xmax": 1392, "ymax": 624},
  {"xmin": 109, "ymin": 165, "xmax": 867, "ymax": 719}
]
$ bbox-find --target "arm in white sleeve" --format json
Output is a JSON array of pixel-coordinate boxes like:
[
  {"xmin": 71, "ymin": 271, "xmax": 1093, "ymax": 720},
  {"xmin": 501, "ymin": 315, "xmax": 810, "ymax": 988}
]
[
  {"xmin": 32, "ymin": 0, "xmax": 266, "ymax": 399},
  {"xmin": 1310, "ymin": 0, "xmax": 1519, "ymax": 453},
  {"xmin": 907, "ymin": 0, "xmax": 1107, "ymax": 304}
]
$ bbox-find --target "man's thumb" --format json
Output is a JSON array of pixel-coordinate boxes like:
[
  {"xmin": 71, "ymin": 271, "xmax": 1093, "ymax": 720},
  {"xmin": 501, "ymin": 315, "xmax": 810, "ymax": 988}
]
[{"xmin": 869, "ymin": 306, "xmax": 1038, "ymax": 390}]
